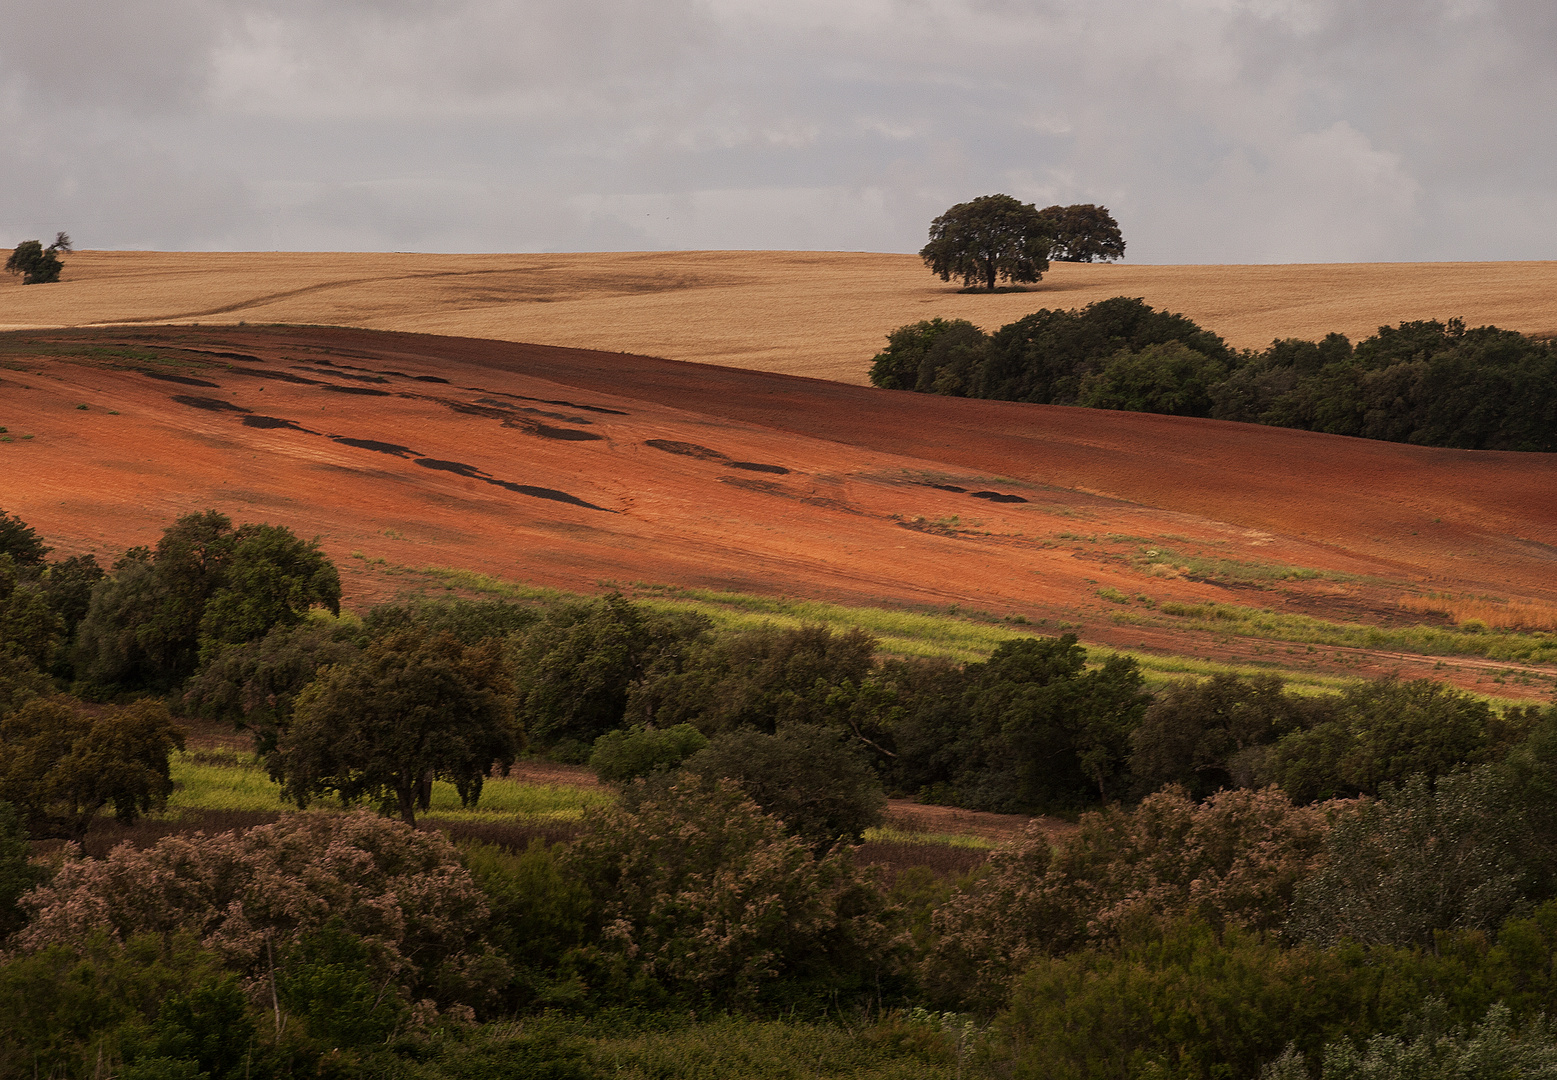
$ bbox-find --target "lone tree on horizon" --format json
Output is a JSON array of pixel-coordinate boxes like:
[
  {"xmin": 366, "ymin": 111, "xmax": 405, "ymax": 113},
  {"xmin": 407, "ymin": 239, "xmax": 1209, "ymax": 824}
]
[
  {"xmin": 5, "ymin": 233, "xmax": 72, "ymax": 285},
  {"xmin": 920, "ymin": 194, "xmax": 1055, "ymax": 292}
]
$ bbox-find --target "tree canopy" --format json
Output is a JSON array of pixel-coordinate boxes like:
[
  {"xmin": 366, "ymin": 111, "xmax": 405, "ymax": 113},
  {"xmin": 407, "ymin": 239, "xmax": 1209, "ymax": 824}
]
[
  {"xmin": 73, "ymin": 511, "xmax": 341, "ymax": 692},
  {"xmin": 4, "ymin": 234, "xmax": 70, "ymax": 285},
  {"xmin": 870, "ymin": 300, "xmax": 1557, "ymax": 451},
  {"xmin": 0, "ymin": 696, "xmax": 185, "ymax": 840},
  {"xmin": 269, "ymin": 629, "xmax": 518, "ymax": 826},
  {"xmin": 1038, "ymin": 204, "xmax": 1126, "ymax": 262},
  {"xmin": 920, "ymin": 194, "xmax": 1054, "ymax": 291}
]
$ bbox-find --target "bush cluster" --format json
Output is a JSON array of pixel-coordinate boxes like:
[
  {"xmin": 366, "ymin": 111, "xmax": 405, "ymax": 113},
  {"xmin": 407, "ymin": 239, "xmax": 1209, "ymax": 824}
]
[
  {"xmin": 871, "ymin": 299, "xmax": 1557, "ymax": 451},
  {"xmin": 6, "ymin": 507, "xmax": 1557, "ymax": 1077}
]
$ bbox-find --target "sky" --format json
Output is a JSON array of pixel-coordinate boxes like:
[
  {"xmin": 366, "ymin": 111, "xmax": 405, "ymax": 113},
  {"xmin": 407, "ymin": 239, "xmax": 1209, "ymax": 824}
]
[{"xmin": 1, "ymin": 0, "xmax": 1554, "ymax": 263}]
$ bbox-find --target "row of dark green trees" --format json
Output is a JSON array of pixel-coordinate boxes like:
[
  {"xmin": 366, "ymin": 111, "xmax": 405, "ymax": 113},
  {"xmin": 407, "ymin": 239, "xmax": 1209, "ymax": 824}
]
[
  {"xmin": 870, "ymin": 297, "xmax": 1557, "ymax": 451},
  {"xmin": 1, "ymin": 505, "xmax": 1550, "ymax": 838}
]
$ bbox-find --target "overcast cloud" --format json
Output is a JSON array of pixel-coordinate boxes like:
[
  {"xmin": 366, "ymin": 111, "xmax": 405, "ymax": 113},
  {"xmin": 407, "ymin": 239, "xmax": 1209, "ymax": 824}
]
[{"xmin": 2, "ymin": 0, "xmax": 1554, "ymax": 261}]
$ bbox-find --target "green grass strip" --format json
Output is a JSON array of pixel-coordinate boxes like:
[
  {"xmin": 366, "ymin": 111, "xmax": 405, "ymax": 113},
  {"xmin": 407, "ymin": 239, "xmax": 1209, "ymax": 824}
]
[{"xmin": 165, "ymin": 755, "xmax": 610, "ymax": 821}]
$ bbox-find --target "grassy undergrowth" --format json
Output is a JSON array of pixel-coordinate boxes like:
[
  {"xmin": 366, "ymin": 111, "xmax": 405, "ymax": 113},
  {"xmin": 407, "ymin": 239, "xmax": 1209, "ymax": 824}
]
[
  {"xmin": 571, "ymin": 1013, "xmax": 972, "ymax": 1079},
  {"xmin": 862, "ymin": 827, "xmax": 994, "ymax": 850},
  {"xmin": 1124, "ymin": 600, "xmax": 1557, "ymax": 665},
  {"xmin": 165, "ymin": 754, "xmax": 608, "ymax": 823}
]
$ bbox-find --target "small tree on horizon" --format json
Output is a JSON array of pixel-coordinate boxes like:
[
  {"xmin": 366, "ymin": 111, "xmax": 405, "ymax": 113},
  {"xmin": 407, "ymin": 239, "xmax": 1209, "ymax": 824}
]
[
  {"xmin": 920, "ymin": 194, "xmax": 1054, "ymax": 292},
  {"xmin": 4, "ymin": 234, "xmax": 71, "ymax": 285}
]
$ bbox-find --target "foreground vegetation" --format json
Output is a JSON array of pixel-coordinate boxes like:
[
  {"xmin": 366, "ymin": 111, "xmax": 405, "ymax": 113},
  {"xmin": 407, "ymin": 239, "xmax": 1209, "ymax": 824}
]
[{"xmin": 5, "ymin": 505, "xmax": 1557, "ymax": 1078}]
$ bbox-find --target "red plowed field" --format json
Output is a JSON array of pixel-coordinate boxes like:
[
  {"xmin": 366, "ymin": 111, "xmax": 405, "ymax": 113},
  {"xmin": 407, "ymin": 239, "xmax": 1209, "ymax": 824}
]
[{"xmin": 2, "ymin": 324, "xmax": 1553, "ymax": 694}]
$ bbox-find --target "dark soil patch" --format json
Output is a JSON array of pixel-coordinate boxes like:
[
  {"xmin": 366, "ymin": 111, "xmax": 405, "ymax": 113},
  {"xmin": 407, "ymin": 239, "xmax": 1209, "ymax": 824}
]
[
  {"xmin": 295, "ymin": 365, "xmax": 388, "ymax": 383},
  {"xmin": 414, "ymin": 458, "xmax": 610, "ymax": 511},
  {"xmin": 143, "ymin": 371, "xmax": 222, "ymax": 388},
  {"xmin": 242, "ymin": 415, "xmax": 310, "ymax": 431},
  {"xmin": 474, "ymin": 398, "xmax": 593, "ymax": 425},
  {"xmin": 321, "ymin": 384, "xmax": 392, "ymax": 396},
  {"xmin": 229, "ymin": 366, "xmax": 322, "ymax": 385},
  {"xmin": 472, "ymin": 386, "xmax": 627, "ymax": 415},
  {"xmin": 932, "ymin": 483, "xmax": 967, "ymax": 493},
  {"xmin": 332, "ymin": 436, "xmax": 418, "ymax": 457},
  {"xmin": 192, "ymin": 350, "xmax": 266, "ymax": 363},
  {"xmin": 418, "ymin": 458, "xmax": 486, "ymax": 479},
  {"xmin": 517, "ymin": 422, "xmax": 603, "ymax": 442},
  {"xmin": 728, "ymin": 461, "xmax": 790, "ymax": 475},
  {"xmin": 971, "ymin": 490, "xmax": 1028, "ymax": 504},
  {"xmin": 646, "ymin": 439, "xmax": 728, "ymax": 461},
  {"xmin": 172, "ymin": 395, "xmax": 250, "ymax": 412},
  {"xmin": 492, "ymin": 481, "xmax": 610, "ymax": 510}
]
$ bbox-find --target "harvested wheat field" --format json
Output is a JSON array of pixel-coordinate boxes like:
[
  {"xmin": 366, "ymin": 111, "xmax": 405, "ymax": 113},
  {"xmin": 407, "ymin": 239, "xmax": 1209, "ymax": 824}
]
[
  {"xmin": 4, "ymin": 251, "xmax": 1557, "ymax": 383},
  {"xmin": 2, "ymin": 323, "xmax": 1553, "ymax": 700}
]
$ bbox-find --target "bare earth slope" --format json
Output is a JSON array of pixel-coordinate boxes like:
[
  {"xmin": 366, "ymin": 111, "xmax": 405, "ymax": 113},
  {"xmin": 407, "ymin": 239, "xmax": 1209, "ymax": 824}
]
[
  {"xmin": 4, "ymin": 251, "xmax": 1557, "ymax": 384},
  {"xmin": 2, "ymin": 325, "xmax": 1552, "ymax": 698}
]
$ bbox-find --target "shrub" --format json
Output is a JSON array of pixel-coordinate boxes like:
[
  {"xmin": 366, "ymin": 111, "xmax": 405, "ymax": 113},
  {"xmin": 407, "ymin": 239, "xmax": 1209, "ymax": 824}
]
[
  {"xmin": 1263, "ymin": 1002, "xmax": 1557, "ymax": 1080},
  {"xmin": 927, "ymin": 785, "xmax": 1332, "ymax": 1011},
  {"xmin": 680, "ymin": 723, "xmax": 886, "ymax": 850},
  {"xmin": 565, "ymin": 775, "xmax": 908, "ymax": 1010},
  {"xmin": 589, "ymin": 722, "xmax": 707, "ymax": 783},
  {"xmin": 867, "ymin": 318, "xmax": 989, "ymax": 394},
  {"xmin": 994, "ymin": 919, "xmax": 1371, "ymax": 1080},
  {"xmin": 626, "ymin": 623, "xmax": 879, "ymax": 737},
  {"xmin": 0, "ymin": 507, "xmax": 51, "ymax": 567},
  {"xmin": 1264, "ymin": 677, "xmax": 1498, "ymax": 802},
  {"xmin": 181, "ymin": 616, "xmax": 364, "ymax": 753},
  {"xmin": 0, "ymin": 552, "xmax": 64, "ymax": 672},
  {"xmin": 0, "ymin": 931, "xmax": 234, "ymax": 1080},
  {"xmin": 73, "ymin": 512, "xmax": 341, "ymax": 694},
  {"xmin": 14, "ymin": 811, "xmax": 509, "ymax": 1012},
  {"xmin": 461, "ymin": 838, "xmax": 592, "ymax": 1008},
  {"xmin": 1288, "ymin": 767, "xmax": 1530, "ymax": 948},
  {"xmin": 512, "ymin": 595, "xmax": 710, "ymax": 752},
  {"xmin": 947, "ymin": 635, "xmax": 1148, "ymax": 812},
  {"xmin": 0, "ymin": 800, "xmax": 47, "ymax": 941},
  {"xmin": 1128, "ymin": 672, "xmax": 1335, "ymax": 800}
]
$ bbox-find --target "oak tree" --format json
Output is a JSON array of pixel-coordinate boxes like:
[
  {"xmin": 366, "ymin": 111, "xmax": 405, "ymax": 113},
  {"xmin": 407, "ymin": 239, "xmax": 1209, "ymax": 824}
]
[
  {"xmin": 920, "ymin": 194, "xmax": 1054, "ymax": 291},
  {"xmin": 0, "ymin": 696, "xmax": 185, "ymax": 840},
  {"xmin": 268, "ymin": 630, "xmax": 517, "ymax": 826},
  {"xmin": 1038, "ymin": 203, "xmax": 1126, "ymax": 262}
]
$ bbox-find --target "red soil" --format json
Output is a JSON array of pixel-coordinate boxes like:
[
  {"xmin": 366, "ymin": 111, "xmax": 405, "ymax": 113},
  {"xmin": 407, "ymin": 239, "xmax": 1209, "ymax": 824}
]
[{"xmin": 2, "ymin": 325, "xmax": 1553, "ymax": 696}]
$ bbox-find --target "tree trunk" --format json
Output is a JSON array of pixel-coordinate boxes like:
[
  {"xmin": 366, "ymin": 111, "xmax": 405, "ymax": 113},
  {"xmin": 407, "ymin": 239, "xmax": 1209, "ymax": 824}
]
[
  {"xmin": 395, "ymin": 782, "xmax": 418, "ymax": 828},
  {"xmin": 984, "ymin": 260, "xmax": 997, "ymax": 291}
]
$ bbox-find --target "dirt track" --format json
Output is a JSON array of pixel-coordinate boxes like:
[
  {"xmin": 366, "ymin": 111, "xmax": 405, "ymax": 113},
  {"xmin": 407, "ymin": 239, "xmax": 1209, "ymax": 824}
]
[
  {"xmin": 4, "ymin": 251, "xmax": 1557, "ymax": 384},
  {"xmin": 3, "ymin": 323, "xmax": 1552, "ymax": 701}
]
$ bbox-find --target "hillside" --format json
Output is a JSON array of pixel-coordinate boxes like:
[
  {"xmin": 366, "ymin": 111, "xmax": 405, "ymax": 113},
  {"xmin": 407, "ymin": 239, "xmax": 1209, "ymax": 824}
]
[
  {"xmin": 3, "ymin": 251, "xmax": 1557, "ymax": 384},
  {"xmin": 2, "ymin": 323, "xmax": 1552, "ymax": 700}
]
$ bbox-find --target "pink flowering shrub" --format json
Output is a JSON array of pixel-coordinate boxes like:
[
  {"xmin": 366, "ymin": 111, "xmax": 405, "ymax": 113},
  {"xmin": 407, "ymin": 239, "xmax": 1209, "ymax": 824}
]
[
  {"xmin": 13, "ymin": 811, "xmax": 508, "ymax": 1008},
  {"xmin": 925, "ymin": 785, "xmax": 1338, "ymax": 1011}
]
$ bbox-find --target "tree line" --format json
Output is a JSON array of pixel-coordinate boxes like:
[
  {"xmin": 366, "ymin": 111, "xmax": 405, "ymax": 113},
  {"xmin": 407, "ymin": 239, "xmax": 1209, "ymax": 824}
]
[
  {"xmin": 870, "ymin": 297, "xmax": 1557, "ymax": 452},
  {"xmin": 6, "ymin": 506, "xmax": 1557, "ymax": 1077}
]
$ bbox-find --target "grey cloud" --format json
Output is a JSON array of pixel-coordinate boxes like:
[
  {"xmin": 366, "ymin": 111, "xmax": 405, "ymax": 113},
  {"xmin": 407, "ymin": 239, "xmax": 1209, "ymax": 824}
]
[{"xmin": 0, "ymin": 0, "xmax": 1554, "ymax": 260}]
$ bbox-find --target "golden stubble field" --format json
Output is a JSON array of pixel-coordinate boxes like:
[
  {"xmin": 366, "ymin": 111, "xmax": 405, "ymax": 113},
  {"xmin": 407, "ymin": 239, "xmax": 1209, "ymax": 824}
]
[{"xmin": 4, "ymin": 251, "xmax": 1557, "ymax": 384}]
